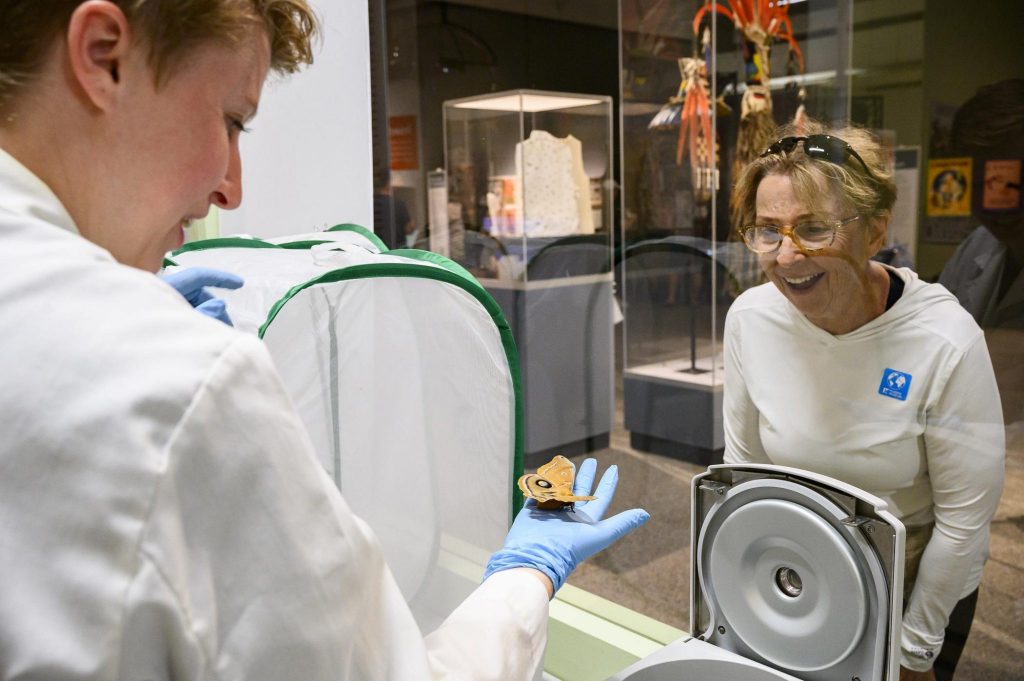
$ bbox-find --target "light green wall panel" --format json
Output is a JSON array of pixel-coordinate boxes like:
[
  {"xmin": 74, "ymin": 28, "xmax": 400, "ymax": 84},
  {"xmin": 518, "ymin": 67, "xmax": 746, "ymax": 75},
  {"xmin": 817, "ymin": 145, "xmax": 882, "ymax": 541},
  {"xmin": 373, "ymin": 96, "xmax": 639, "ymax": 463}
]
[
  {"xmin": 185, "ymin": 207, "xmax": 221, "ymax": 242},
  {"xmin": 545, "ymin": 584, "xmax": 686, "ymax": 681}
]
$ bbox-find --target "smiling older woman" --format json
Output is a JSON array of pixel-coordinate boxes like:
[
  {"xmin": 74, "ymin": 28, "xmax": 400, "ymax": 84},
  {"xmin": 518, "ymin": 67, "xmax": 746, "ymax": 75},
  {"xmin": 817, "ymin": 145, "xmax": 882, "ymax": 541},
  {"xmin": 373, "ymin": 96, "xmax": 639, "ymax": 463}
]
[{"xmin": 723, "ymin": 121, "xmax": 1005, "ymax": 681}]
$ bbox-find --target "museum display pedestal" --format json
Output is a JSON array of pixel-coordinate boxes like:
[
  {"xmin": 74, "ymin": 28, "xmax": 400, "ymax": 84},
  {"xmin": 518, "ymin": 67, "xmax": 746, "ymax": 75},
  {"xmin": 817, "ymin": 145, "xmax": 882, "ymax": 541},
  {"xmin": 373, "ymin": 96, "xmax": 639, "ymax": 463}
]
[
  {"xmin": 619, "ymin": 236, "xmax": 729, "ymax": 466},
  {"xmin": 486, "ymin": 274, "xmax": 614, "ymax": 469},
  {"xmin": 624, "ymin": 356, "xmax": 724, "ymax": 465}
]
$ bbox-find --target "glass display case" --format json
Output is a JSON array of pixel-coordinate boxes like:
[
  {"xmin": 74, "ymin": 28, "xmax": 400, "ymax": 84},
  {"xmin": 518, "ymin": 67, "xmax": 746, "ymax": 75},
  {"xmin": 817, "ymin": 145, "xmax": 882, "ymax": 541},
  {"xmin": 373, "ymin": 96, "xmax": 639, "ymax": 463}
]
[
  {"xmin": 371, "ymin": 3, "xmax": 1024, "ymax": 677},
  {"xmin": 621, "ymin": 0, "xmax": 855, "ymax": 463},
  {"xmin": 443, "ymin": 90, "xmax": 615, "ymax": 466}
]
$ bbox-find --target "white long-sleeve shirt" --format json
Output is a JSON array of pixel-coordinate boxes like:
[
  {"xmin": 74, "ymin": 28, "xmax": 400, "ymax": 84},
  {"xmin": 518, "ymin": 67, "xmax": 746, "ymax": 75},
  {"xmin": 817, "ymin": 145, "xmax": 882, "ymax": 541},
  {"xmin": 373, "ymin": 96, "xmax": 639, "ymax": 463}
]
[
  {"xmin": 0, "ymin": 147, "xmax": 548, "ymax": 680},
  {"xmin": 723, "ymin": 269, "xmax": 1005, "ymax": 671}
]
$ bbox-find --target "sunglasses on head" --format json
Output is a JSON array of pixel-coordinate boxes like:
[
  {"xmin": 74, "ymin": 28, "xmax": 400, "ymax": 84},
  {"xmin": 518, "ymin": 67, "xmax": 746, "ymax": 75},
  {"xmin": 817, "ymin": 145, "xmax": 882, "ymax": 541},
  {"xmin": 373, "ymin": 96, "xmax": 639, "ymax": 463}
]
[{"xmin": 760, "ymin": 135, "xmax": 878, "ymax": 179}]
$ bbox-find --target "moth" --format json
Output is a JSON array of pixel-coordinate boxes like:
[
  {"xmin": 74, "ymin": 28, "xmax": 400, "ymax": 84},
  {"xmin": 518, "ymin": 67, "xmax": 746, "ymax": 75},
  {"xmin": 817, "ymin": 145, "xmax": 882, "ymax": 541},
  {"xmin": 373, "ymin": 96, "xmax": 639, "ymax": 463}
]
[{"xmin": 518, "ymin": 455, "xmax": 596, "ymax": 510}]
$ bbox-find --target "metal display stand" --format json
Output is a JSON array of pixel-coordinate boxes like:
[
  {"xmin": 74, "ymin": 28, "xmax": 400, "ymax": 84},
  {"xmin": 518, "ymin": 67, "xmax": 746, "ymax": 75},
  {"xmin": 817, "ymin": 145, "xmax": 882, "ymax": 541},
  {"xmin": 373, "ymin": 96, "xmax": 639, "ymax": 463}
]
[{"xmin": 621, "ymin": 238, "xmax": 730, "ymax": 464}]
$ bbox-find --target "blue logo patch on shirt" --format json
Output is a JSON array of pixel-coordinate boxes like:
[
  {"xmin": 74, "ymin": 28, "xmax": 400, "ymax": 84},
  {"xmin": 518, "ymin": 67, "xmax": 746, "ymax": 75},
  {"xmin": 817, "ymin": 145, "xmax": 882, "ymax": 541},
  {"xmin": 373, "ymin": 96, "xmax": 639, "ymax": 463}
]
[{"xmin": 879, "ymin": 368, "xmax": 912, "ymax": 401}]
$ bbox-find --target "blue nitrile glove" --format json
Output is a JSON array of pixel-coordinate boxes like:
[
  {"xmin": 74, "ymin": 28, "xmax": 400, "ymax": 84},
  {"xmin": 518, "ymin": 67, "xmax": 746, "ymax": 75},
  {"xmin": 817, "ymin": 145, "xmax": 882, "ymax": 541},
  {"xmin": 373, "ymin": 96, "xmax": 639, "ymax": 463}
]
[
  {"xmin": 483, "ymin": 458, "xmax": 650, "ymax": 593},
  {"xmin": 159, "ymin": 267, "xmax": 244, "ymax": 326}
]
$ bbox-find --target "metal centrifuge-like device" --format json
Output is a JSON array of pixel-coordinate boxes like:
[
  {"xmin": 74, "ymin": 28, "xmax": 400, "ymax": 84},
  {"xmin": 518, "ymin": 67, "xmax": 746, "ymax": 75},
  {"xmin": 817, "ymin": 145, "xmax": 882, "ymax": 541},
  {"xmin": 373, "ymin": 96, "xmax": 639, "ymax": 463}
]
[{"xmin": 609, "ymin": 463, "xmax": 906, "ymax": 681}]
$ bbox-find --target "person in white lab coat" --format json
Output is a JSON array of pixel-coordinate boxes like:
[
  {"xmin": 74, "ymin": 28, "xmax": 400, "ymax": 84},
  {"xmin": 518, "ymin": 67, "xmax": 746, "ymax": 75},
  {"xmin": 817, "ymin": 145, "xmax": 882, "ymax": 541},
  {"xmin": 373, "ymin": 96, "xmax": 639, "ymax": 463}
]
[{"xmin": 0, "ymin": 2, "xmax": 649, "ymax": 680}]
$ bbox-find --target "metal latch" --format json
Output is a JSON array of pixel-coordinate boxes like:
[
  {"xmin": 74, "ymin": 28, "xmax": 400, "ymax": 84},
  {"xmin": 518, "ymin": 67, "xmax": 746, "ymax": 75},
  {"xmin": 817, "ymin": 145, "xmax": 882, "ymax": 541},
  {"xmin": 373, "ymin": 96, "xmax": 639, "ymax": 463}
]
[
  {"xmin": 842, "ymin": 515, "xmax": 876, "ymax": 534},
  {"xmin": 699, "ymin": 481, "xmax": 729, "ymax": 496}
]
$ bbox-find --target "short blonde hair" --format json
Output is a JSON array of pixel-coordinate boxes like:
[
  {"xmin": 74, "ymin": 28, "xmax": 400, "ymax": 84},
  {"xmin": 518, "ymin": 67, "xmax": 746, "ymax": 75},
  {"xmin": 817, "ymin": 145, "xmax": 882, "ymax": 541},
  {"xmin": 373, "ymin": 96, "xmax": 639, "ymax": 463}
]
[
  {"xmin": 0, "ymin": 0, "xmax": 318, "ymax": 115},
  {"xmin": 731, "ymin": 119, "xmax": 897, "ymax": 233}
]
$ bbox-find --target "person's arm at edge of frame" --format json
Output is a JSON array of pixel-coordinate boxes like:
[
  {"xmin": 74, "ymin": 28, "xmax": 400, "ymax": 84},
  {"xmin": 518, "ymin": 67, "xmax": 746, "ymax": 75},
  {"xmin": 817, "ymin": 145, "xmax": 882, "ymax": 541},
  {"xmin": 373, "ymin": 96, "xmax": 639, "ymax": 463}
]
[
  {"xmin": 143, "ymin": 332, "xmax": 642, "ymax": 681},
  {"xmin": 424, "ymin": 458, "xmax": 651, "ymax": 675},
  {"xmin": 900, "ymin": 331, "xmax": 1005, "ymax": 679},
  {"xmin": 722, "ymin": 306, "xmax": 772, "ymax": 464},
  {"xmin": 516, "ymin": 568, "xmax": 555, "ymax": 598}
]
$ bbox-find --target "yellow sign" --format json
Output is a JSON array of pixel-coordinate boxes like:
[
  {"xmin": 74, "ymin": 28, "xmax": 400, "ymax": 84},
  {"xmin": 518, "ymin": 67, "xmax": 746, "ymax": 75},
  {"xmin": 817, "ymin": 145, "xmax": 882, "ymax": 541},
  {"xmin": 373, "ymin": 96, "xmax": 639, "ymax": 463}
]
[{"xmin": 927, "ymin": 157, "xmax": 972, "ymax": 217}]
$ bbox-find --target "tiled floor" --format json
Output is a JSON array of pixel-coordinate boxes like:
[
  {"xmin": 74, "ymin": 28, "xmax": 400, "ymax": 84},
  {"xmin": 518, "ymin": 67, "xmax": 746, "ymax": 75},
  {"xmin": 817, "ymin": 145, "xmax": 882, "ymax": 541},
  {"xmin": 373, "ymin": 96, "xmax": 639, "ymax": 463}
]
[{"xmin": 565, "ymin": 399, "xmax": 1024, "ymax": 680}]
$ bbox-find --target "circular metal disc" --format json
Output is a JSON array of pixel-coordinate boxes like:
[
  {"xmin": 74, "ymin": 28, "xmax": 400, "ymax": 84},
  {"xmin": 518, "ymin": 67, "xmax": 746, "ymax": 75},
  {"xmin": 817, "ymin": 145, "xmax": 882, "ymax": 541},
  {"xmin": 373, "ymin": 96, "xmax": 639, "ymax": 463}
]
[{"xmin": 705, "ymin": 497, "xmax": 868, "ymax": 671}]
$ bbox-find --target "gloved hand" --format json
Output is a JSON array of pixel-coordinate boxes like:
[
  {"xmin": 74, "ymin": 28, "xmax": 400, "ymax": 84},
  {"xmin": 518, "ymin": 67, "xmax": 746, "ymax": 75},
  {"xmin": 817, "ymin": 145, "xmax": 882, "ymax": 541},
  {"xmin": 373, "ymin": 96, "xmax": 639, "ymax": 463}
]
[
  {"xmin": 159, "ymin": 267, "xmax": 244, "ymax": 326},
  {"xmin": 483, "ymin": 458, "xmax": 650, "ymax": 593}
]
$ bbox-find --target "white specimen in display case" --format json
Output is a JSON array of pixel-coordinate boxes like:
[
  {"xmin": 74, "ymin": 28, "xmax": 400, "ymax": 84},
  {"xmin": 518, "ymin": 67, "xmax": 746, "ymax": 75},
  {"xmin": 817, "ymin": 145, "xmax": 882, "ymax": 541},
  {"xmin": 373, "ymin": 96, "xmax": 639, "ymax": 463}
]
[
  {"xmin": 563, "ymin": 134, "xmax": 596, "ymax": 235},
  {"xmin": 498, "ymin": 130, "xmax": 595, "ymax": 237},
  {"xmin": 517, "ymin": 130, "xmax": 578, "ymax": 235}
]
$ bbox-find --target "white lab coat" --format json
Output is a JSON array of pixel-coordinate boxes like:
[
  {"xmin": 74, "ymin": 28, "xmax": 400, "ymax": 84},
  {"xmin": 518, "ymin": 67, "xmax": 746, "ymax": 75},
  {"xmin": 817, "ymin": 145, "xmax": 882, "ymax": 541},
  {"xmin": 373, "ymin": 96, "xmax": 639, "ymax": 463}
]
[{"xmin": 0, "ymin": 148, "xmax": 548, "ymax": 680}]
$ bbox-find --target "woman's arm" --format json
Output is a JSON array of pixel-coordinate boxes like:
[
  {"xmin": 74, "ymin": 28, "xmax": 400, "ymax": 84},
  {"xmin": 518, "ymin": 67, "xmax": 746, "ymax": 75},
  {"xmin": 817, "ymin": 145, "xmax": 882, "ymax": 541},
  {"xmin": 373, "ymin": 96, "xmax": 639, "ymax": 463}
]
[
  {"xmin": 900, "ymin": 333, "xmax": 1005, "ymax": 671},
  {"xmin": 722, "ymin": 310, "xmax": 772, "ymax": 464}
]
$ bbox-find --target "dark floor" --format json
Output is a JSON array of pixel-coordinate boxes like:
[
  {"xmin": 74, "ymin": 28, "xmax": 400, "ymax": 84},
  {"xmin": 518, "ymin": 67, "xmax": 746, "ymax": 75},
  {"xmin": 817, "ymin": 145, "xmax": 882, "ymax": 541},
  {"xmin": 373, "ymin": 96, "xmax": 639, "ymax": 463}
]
[{"xmin": 564, "ymin": 390, "xmax": 1024, "ymax": 681}]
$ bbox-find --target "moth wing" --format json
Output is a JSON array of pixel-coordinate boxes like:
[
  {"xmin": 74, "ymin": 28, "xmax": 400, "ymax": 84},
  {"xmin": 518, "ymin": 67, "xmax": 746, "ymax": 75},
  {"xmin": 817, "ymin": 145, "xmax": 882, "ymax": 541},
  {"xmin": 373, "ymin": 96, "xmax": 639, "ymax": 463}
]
[
  {"xmin": 536, "ymin": 455, "xmax": 577, "ymax": 487},
  {"xmin": 518, "ymin": 473, "xmax": 561, "ymax": 502},
  {"xmin": 521, "ymin": 455, "xmax": 597, "ymax": 504}
]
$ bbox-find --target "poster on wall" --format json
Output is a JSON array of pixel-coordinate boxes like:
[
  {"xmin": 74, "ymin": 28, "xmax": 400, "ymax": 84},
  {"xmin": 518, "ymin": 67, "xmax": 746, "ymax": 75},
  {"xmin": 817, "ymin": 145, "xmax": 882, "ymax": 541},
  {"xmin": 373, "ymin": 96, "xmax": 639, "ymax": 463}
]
[
  {"xmin": 923, "ymin": 157, "xmax": 974, "ymax": 244},
  {"xmin": 890, "ymin": 146, "xmax": 920, "ymax": 262},
  {"xmin": 926, "ymin": 157, "xmax": 972, "ymax": 217},
  {"xmin": 389, "ymin": 115, "xmax": 419, "ymax": 171},
  {"xmin": 982, "ymin": 159, "xmax": 1021, "ymax": 211}
]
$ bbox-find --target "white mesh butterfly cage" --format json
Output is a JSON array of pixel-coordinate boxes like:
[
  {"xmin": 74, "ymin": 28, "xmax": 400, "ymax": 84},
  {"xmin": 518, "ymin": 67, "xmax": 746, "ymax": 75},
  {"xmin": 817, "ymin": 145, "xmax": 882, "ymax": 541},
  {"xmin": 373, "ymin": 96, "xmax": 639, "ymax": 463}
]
[{"xmin": 165, "ymin": 224, "xmax": 524, "ymax": 630}]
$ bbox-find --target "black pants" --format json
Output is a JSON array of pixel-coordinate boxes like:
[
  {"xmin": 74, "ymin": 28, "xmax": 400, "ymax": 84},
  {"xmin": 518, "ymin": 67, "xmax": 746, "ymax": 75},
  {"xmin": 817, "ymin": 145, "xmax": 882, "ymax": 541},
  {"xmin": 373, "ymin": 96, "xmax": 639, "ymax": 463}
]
[{"xmin": 933, "ymin": 588, "xmax": 980, "ymax": 681}]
